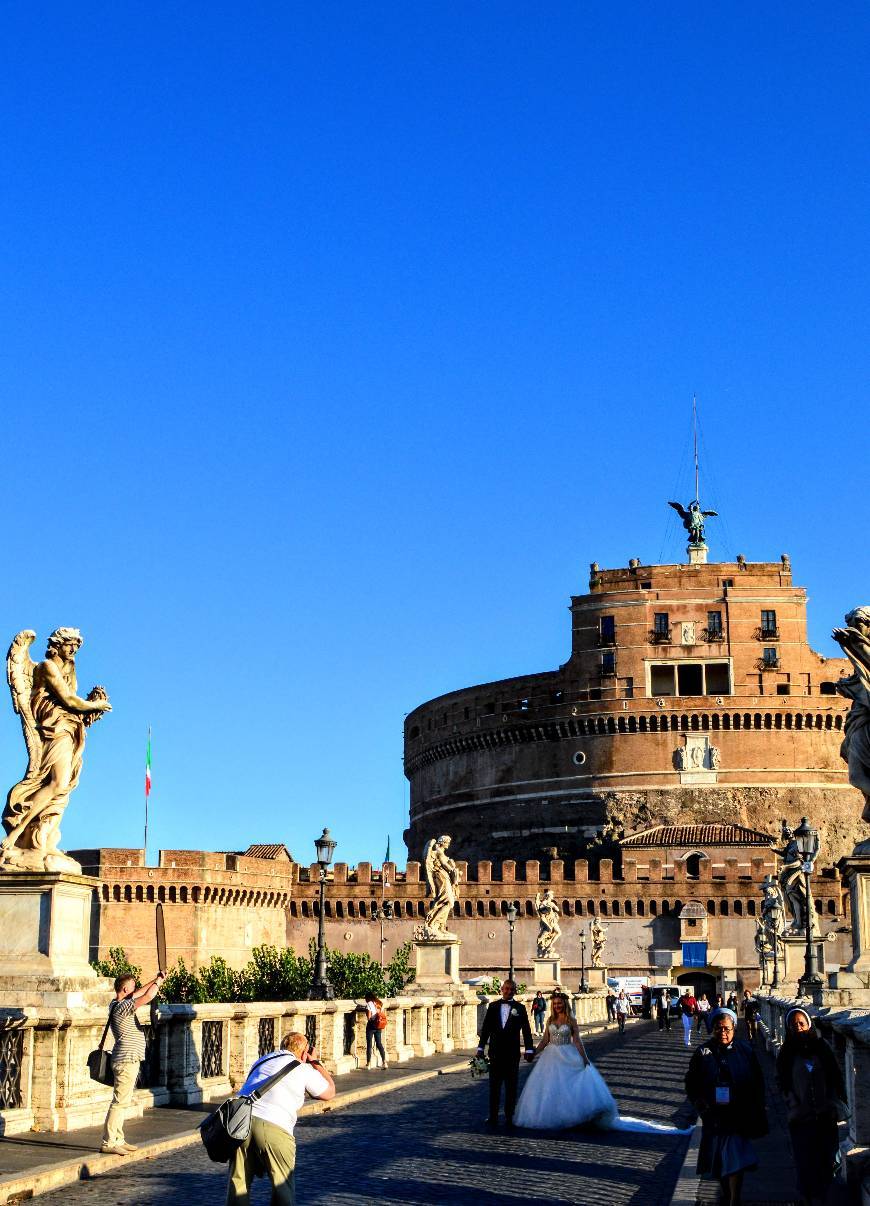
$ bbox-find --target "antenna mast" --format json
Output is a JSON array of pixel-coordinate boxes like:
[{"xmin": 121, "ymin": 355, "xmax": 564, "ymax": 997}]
[{"xmin": 693, "ymin": 394, "xmax": 699, "ymax": 503}]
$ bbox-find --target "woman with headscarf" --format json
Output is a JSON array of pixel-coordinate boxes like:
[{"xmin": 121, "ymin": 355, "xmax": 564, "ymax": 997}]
[
  {"xmin": 685, "ymin": 1007, "xmax": 768, "ymax": 1206},
  {"xmin": 776, "ymin": 1007, "xmax": 847, "ymax": 1206}
]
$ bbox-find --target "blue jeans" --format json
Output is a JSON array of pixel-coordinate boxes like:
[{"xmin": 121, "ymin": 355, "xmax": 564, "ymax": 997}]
[{"xmin": 366, "ymin": 1021, "xmax": 386, "ymax": 1065}]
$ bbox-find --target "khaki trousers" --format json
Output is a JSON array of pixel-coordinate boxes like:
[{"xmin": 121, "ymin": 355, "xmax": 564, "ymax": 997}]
[
  {"xmin": 102, "ymin": 1059, "xmax": 140, "ymax": 1146},
  {"xmin": 226, "ymin": 1117, "xmax": 296, "ymax": 1206}
]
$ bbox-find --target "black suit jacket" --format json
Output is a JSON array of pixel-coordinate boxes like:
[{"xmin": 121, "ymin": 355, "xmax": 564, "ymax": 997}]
[{"xmin": 478, "ymin": 999, "xmax": 534, "ymax": 1066}]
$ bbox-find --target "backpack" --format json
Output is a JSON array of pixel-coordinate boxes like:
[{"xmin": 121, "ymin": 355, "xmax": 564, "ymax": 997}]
[
  {"xmin": 374, "ymin": 1007, "xmax": 388, "ymax": 1030},
  {"xmin": 199, "ymin": 1056, "xmax": 299, "ymax": 1163}
]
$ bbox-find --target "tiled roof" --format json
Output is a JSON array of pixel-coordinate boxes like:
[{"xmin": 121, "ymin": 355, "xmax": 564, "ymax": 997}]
[
  {"xmin": 243, "ymin": 843, "xmax": 293, "ymax": 861},
  {"xmin": 621, "ymin": 823, "xmax": 773, "ymax": 848}
]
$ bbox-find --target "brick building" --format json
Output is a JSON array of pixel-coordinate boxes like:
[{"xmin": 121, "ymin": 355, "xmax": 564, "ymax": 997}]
[{"xmin": 404, "ymin": 552, "xmax": 862, "ymax": 864}]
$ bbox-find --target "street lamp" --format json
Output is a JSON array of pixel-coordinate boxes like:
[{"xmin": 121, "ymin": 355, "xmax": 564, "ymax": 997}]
[
  {"xmin": 506, "ymin": 901, "xmax": 518, "ymax": 981},
  {"xmin": 371, "ymin": 897, "xmax": 394, "ymax": 970},
  {"xmin": 579, "ymin": 927, "xmax": 588, "ymax": 993},
  {"xmin": 794, "ymin": 816, "xmax": 822, "ymax": 995},
  {"xmin": 309, "ymin": 827, "xmax": 337, "ymax": 1000}
]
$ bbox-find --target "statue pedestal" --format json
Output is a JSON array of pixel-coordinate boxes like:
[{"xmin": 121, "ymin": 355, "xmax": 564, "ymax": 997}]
[
  {"xmin": 583, "ymin": 967, "xmax": 608, "ymax": 992},
  {"xmin": 533, "ymin": 956, "xmax": 562, "ymax": 988},
  {"xmin": 411, "ymin": 937, "xmax": 461, "ymax": 992},
  {"xmin": 837, "ymin": 849, "xmax": 870, "ymax": 978},
  {"xmin": 0, "ymin": 871, "xmax": 106, "ymax": 1006},
  {"xmin": 780, "ymin": 931, "xmax": 825, "ymax": 994}
]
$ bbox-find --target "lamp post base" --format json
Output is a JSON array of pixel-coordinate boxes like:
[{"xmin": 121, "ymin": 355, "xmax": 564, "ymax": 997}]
[{"xmin": 308, "ymin": 982, "xmax": 335, "ymax": 1001}]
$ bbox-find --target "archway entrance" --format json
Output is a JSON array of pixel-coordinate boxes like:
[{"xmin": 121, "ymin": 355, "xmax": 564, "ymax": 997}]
[{"xmin": 676, "ymin": 969, "xmax": 717, "ymax": 999}]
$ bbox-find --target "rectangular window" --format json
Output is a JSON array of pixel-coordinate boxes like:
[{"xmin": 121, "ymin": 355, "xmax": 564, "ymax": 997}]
[
  {"xmin": 707, "ymin": 611, "xmax": 722, "ymax": 637},
  {"xmin": 589, "ymin": 687, "xmax": 602, "ymax": 701},
  {"xmin": 549, "ymin": 689, "xmax": 563, "ymax": 704},
  {"xmin": 722, "ymin": 578, "xmax": 734, "ymax": 589},
  {"xmin": 763, "ymin": 647, "xmax": 778, "ymax": 667},
  {"xmin": 651, "ymin": 664, "xmax": 676, "ymax": 696},
  {"xmin": 623, "ymin": 677, "xmax": 634, "ymax": 699},
  {"xmin": 776, "ymin": 683, "xmax": 790, "ymax": 695},
  {"xmin": 704, "ymin": 662, "xmax": 732, "ymax": 695},
  {"xmin": 640, "ymin": 580, "xmax": 652, "ymax": 590},
  {"xmin": 654, "ymin": 612, "xmax": 669, "ymax": 635},
  {"xmin": 761, "ymin": 609, "xmax": 777, "ymax": 637},
  {"xmin": 677, "ymin": 664, "xmax": 704, "ymax": 695},
  {"xmin": 599, "ymin": 615, "xmax": 616, "ymax": 645},
  {"xmin": 601, "ymin": 652, "xmax": 616, "ymax": 675}
]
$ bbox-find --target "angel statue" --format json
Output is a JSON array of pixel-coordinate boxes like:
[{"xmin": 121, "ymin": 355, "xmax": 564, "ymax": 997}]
[
  {"xmin": 775, "ymin": 821, "xmax": 815, "ymax": 934},
  {"xmin": 414, "ymin": 835, "xmax": 460, "ymax": 940},
  {"xmin": 590, "ymin": 916, "xmax": 607, "ymax": 968},
  {"xmin": 832, "ymin": 606, "xmax": 870, "ymax": 824},
  {"xmin": 534, "ymin": 889, "xmax": 562, "ymax": 958},
  {"xmin": 2, "ymin": 629, "xmax": 111, "ymax": 874},
  {"xmin": 668, "ymin": 499, "xmax": 718, "ymax": 547}
]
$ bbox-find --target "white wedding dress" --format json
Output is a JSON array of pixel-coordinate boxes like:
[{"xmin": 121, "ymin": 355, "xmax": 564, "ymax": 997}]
[{"xmin": 514, "ymin": 1023, "xmax": 690, "ymax": 1133}]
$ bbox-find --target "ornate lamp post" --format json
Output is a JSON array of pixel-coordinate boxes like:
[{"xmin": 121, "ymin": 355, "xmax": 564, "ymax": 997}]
[
  {"xmin": 371, "ymin": 898, "xmax": 394, "ymax": 970},
  {"xmin": 795, "ymin": 817, "xmax": 822, "ymax": 995},
  {"xmin": 506, "ymin": 901, "xmax": 518, "ymax": 981},
  {"xmin": 309, "ymin": 828, "xmax": 337, "ymax": 1000},
  {"xmin": 579, "ymin": 927, "xmax": 588, "ymax": 993}
]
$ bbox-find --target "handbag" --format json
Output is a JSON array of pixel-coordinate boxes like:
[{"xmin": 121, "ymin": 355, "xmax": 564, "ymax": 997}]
[
  {"xmin": 87, "ymin": 1003, "xmax": 117, "ymax": 1086},
  {"xmin": 199, "ymin": 1056, "xmax": 300, "ymax": 1164}
]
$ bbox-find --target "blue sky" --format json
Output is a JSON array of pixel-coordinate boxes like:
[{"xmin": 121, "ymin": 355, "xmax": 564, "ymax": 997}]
[{"xmin": 1, "ymin": 4, "xmax": 867, "ymax": 867}]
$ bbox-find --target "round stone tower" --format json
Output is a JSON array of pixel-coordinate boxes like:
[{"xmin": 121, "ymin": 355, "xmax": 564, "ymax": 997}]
[{"xmin": 404, "ymin": 552, "xmax": 862, "ymax": 864}]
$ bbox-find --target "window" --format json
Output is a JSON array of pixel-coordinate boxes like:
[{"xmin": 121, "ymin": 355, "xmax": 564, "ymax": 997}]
[
  {"xmin": 677, "ymin": 664, "xmax": 704, "ymax": 695},
  {"xmin": 640, "ymin": 580, "xmax": 652, "ymax": 589},
  {"xmin": 550, "ymin": 689, "xmax": 563, "ymax": 704},
  {"xmin": 685, "ymin": 853, "xmax": 703, "ymax": 878},
  {"xmin": 820, "ymin": 682, "xmax": 837, "ymax": 695},
  {"xmin": 651, "ymin": 664, "xmax": 676, "ymax": 696},
  {"xmin": 519, "ymin": 698, "xmax": 530, "ymax": 711},
  {"xmin": 623, "ymin": 677, "xmax": 634, "ymax": 699},
  {"xmin": 654, "ymin": 612, "xmax": 670, "ymax": 635},
  {"xmin": 706, "ymin": 611, "xmax": 722, "ymax": 638},
  {"xmin": 722, "ymin": 578, "xmax": 734, "ymax": 588},
  {"xmin": 601, "ymin": 652, "xmax": 616, "ymax": 676},
  {"xmin": 599, "ymin": 615, "xmax": 616, "ymax": 646},
  {"xmin": 776, "ymin": 683, "xmax": 790, "ymax": 695},
  {"xmin": 763, "ymin": 647, "xmax": 778, "ymax": 667},
  {"xmin": 761, "ymin": 609, "xmax": 777, "ymax": 638},
  {"xmin": 705, "ymin": 663, "xmax": 731, "ymax": 694},
  {"xmin": 483, "ymin": 701, "xmax": 495, "ymax": 715}
]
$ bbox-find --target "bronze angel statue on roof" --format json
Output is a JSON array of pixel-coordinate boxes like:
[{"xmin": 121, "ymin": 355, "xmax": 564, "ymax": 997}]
[
  {"xmin": 668, "ymin": 499, "xmax": 717, "ymax": 546},
  {"xmin": 1, "ymin": 629, "xmax": 111, "ymax": 874}
]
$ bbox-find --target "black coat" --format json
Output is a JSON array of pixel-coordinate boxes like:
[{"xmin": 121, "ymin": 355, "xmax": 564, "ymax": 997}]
[
  {"xmin": 685, "ymin": 1037, "xmax": 768, "ymax": 1139},
  {"xmin": 478, "ymin": 999, "xmax": 534, "ymax": 1067}
]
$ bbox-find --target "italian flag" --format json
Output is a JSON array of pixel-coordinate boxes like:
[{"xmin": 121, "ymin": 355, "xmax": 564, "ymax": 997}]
[{"xmin": 145, "ymin": 729, "xmax": 152, "ymax": 798}]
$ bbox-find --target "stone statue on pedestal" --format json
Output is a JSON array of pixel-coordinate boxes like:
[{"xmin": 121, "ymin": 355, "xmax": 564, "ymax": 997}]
[
  {"xmin": 590, "ymin": 916, "xmax": 607, "ymax": 967},
  {"xmin": 534, "ymin": 889, "xmax": 561, "ymax": 957},
  {"xmin": 761, "ymin": 874, "xmax": 785, "ymax": 954},
  {"xmin": 413, "ymin": 835, "xmax": 460, "ymax": 940},
  {"xmin": 2, "ymin": 629, "xmax": 111, "ymax": 874},
  {"xmin": 833, "ymin": 606, "xmax": 870, "ymax": 824},
  {"xmin": 775, "ymin": 821, "xmax": 816, "ymax": 934}
]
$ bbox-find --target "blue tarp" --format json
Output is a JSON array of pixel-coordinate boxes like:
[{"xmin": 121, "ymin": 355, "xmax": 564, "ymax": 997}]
[{"xmin": 682, "ymin": 941, "xmax": 708, "ymax": 968}]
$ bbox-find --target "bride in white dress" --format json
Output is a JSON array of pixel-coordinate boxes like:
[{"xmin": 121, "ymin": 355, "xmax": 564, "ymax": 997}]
[{"xmin": 514, "ymin": 991, "xmax": 690, "ymax": 1133}]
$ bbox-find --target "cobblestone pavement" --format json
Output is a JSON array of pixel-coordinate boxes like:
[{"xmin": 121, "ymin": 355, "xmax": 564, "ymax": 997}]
[{"xmin": 35, "ymin": 1022, "xmax": 696, "ymax": 1205}]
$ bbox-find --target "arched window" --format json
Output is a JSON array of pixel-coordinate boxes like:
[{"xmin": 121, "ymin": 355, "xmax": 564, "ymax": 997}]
[
  {"xmin": 562, "ymin": 899, "xmax": 571, "ymax": 915},
  {"xmin": 301, "ymin": 901, "xmax": 309, "ymax": 918},
  {"xmin": 289, "ymin": 901, "xmax": 298, "ymax": 917},
  {"xmin": 489, "ymin": 900, "xmax": 498, "ymax": 916},
  {"xmin": 612, "ymin": 900, "xmax": 620, "ymax": 917},
  {"xmin": 661, "ymin": 900, "xmax": 670, "ymax": 914},
  {"xmin": 624, "ymin": 900, "xmax": 633, "ymax": 917},
  {"xmin": 465, "ymin": 901, "xmax": 473, "ymax": 916},
  {"xmin": 477, "ymin": 901, "xmax": 485, "ymax": 916},
  {"xmin": 649, "ymin": 900, "xmax": 658, "ymax": 916},
  {"xmin": 135, "ymin": 885, "xmax": 143, "ymax": 902},
  {"xmin": 348, "ymin": 901, "xmax": 356, "ymax": 918},
  {"xmin": 146, "ymin": 884, "xmax": 155, "ymax": 903},
  {"xmin": 747, "ymin": 899, "xmax": 756, "ymax": 916},
  {"xmin": 636, "ymin": 899, "xmax": 645, "ymax": 917},
  {"xmin": 685, "ymin": 852, "xmax": 704, "ymax": 879},
  {"xmin": 180, "ymin": 886, "xmax": 188, "ymax": 903},
  {"xmin": 169, "ymin": 886, "xmax": 177, "ymax": 903},
  {"xmin": 720, "ymin": 899, "xmax": 729, "ymax": 917},
  {"xmin": 734, "ymin": 900, "xmax": 743, "ymax": 916},
  {"xmin": 324, "ymin": 901, "xmax": 332, "ymax": 917},
  {"xmin": 359, "ymin": 901, "xmax": 367, "ymax": 918},
  {"xmin": 587, "ymin": 900, "xmax": 595, "ymax": 915},
  {"xmin": 600, "ymin": 900, "xmax": 609, "ymax": 916}
]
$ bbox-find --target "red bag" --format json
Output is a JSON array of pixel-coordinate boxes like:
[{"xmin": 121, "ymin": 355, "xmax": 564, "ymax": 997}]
[{"xmin": 374, "ymin": 1008, "xmax": 387, "ymax": 1030}]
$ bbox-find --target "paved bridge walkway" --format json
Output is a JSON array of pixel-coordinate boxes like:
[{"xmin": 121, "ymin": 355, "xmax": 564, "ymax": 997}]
[{"xmin": 6, "ymin": 1019, "xmax": 837, "ymax": 1206}]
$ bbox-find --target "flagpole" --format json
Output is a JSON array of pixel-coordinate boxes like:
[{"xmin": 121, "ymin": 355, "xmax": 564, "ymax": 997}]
[{"xmin": 144, "ymin": 726, "xmax": 151, "ymax": 865}]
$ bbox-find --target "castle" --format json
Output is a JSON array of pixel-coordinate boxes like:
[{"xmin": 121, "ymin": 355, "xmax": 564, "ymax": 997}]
[{"xmin": 404, "ymin": 550, "xmax": 860, "ymax": 864}]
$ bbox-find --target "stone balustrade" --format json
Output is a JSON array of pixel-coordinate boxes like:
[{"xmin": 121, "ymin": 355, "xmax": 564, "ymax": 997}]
[
  {"xmin": 0, "ymin": 992, "xmax": 480, "ymax": 1136},
  {"xmin": 755, "ymin": 991, "xmax": 870, "ymax": 1184},
  {"xmin": 0, "ymin": 988, "xmax": 609, "ymax": 1136}
]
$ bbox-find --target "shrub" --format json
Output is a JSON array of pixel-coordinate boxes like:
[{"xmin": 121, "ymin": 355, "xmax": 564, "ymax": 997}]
[{"xmin": 91, "ymin": 946, "xmax": 142, "ymax": 984}]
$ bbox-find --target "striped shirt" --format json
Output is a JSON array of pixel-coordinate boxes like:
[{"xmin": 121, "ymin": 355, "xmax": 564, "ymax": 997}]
[{"xmin": 109, "ymin": 998, "xmax": 146, "ymax": 1063}]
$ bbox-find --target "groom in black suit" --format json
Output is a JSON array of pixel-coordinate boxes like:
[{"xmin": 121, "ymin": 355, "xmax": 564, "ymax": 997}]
[{"xmin": 477, "ymin": 978, "xmax": 535, "ymax": 1129}]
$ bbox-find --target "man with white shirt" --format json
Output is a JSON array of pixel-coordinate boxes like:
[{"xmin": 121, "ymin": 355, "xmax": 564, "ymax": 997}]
[
  {"xmin": 476, "ymin": 978, "xmax": 534, "ymax": 1130},
  {"xmin": 226, "ymin": 1031, "xmax": 335, "ymax": 1205}
]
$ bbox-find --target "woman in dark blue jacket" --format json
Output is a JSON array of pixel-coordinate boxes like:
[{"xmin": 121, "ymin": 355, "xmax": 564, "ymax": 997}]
[{"xmin": 685, "ymin": 1008, "xmax": 768, "ymax": 1206}]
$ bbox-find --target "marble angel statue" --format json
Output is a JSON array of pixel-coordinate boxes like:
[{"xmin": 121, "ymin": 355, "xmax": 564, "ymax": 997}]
[
  {"xmin": 534, "ymin": 889, "xmax": 562, "ymax": 957},
  {"xmin": 415, "ymin": 835, "xmax": 460, "ymax": 939},
  {"xmin": 832, "ymin": 606, "xmax": 870, "ymax": 822},
  {"xmin": 2, "ymin": 629, "xmax": 111, "ymax": 874}
]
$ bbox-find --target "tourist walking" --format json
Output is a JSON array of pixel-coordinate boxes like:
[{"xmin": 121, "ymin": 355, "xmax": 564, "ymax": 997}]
[
  {"xmin": 615, "ymin": 990, "xmax": 630, "ymax": 1035},
  {"xmin": 726, "ymin": 992, "xmax": 739, "ymax": 1013},
  {"xmin": 532, "ymin": 991, "xmax": 547, "ymax": 1035},
  {"xmin": 696, "ymin": 993, "xmax": 711, "ymax": 1034},
  {"xmin": 605, "ymin": 990, "xmax": 617, "ymax": 1022},
  {"xmin": 364, "ymin": 992, "xmax": 389, "ymax": 1069},
  {"xmin": 100, "ymin": 969, "xmax": 165, "ymax": 1155},
  {"xmin": 680, "ymin": 990, "xmax": 697, "ymax": 1047},
  {"xmin": 227, "ymin": 1031, "xmax": 335, "ymax": 1205},
  {"xmin": 776, "ymin": 1007, "xmax": 847, "ymax": 1206},
  {"xmin": 685, "ymin": 1007, "xmax": 768, "ymax": 1206},
  {"xmin": 741, "ymin": 991, "xmax": 759, "ymax": 1042},
  {"xmin": 656, "ymin": 987, "xmax": 672, "ymax": 1031}
]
